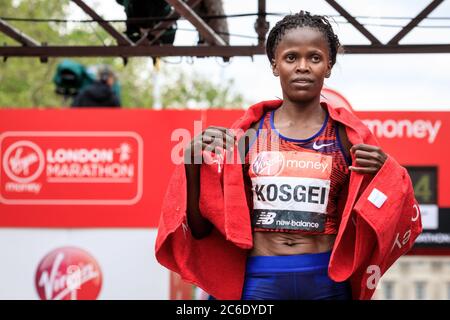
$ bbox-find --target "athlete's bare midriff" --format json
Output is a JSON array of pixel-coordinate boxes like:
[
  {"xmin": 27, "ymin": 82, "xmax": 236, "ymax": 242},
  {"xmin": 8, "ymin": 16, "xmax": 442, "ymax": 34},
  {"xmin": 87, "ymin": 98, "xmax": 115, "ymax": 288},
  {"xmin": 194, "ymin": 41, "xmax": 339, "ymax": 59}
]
[{"xmin": 249, "ymin": 231, "xmax": 336, "ymax": 256}]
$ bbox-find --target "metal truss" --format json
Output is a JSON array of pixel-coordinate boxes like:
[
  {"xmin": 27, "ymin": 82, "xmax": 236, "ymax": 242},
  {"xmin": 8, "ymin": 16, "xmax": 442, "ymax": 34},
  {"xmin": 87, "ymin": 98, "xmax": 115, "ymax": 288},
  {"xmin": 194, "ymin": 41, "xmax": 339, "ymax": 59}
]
[{"xmin": 0, "ymin": 0, "xmax": 448, "ymax": 60}]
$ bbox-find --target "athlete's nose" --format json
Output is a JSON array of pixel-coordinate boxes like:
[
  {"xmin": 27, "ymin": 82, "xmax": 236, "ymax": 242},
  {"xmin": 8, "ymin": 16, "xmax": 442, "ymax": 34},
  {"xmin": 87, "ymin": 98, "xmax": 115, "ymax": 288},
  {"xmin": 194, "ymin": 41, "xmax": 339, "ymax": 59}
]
[{"xmin": 296, "ymin": 58, "xmax": 309, "ymax": 73}]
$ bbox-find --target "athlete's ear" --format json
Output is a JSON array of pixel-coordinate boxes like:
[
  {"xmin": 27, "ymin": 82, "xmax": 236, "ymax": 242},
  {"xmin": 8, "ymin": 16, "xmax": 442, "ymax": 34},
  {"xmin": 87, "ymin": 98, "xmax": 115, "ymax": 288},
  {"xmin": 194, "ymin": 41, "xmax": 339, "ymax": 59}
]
[
  {"xmin": 271, "ymin": 59, "xmax": 279, "ymax": 77},
  {"xmin": 325, "ymin": 61, "xmax": 332, "ymax": 78}
]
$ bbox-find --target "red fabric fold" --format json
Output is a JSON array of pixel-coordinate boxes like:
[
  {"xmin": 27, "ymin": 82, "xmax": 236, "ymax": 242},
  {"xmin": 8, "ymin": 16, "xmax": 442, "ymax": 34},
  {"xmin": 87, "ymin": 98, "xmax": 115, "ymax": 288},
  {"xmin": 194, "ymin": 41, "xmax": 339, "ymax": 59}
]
[{"xmin": 155, "ymin": 100, "xmax": 422, "ymax": 300}]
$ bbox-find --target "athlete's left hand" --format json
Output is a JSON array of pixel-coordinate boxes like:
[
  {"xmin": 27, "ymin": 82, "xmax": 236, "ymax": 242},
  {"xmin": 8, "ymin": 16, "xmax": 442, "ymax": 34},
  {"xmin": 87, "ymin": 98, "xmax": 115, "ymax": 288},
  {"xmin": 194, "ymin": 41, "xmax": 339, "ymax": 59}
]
[{"xmin": 349, "ymin": 144, "xmax": 387, "ymax": 174}]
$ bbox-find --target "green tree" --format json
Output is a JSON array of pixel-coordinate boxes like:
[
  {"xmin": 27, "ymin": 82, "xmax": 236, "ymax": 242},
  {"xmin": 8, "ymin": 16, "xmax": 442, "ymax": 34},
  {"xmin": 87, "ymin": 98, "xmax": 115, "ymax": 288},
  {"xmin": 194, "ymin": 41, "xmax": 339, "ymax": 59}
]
[
  {"xmin": 160, "ymin": 66, "xmax": 244, "ymax": 109},
  {"xmin": 0, "ymin": 0, "xmax": 245, "ymax": 109},
  {"xmin": 0, "ymin": 0, "xmax": 70, "ymax": 108}
]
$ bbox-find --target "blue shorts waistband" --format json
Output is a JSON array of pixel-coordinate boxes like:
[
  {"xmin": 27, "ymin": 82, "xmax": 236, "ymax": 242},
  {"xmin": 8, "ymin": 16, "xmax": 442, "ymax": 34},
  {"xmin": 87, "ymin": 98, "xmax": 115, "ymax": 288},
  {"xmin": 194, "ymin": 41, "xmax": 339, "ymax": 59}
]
[{"xmin": 246, "ymin": 251, "xmax": 331, "ymax": 274}]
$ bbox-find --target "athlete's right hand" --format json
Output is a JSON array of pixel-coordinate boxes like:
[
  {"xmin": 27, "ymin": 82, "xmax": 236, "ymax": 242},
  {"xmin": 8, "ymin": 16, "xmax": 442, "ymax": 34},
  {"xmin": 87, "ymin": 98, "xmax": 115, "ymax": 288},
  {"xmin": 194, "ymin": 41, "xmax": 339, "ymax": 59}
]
[{"xmin": 184, "ymin": 126, "xmax": 236, "ymax": 165}]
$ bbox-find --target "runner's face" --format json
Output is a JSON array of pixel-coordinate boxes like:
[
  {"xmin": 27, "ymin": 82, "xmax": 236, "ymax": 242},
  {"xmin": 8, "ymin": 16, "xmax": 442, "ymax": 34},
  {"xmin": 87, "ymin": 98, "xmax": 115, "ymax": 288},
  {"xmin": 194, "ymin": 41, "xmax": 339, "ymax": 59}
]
[{"xmin": 272, "ymin": 27, "xmax": 332, "ymax": 104}]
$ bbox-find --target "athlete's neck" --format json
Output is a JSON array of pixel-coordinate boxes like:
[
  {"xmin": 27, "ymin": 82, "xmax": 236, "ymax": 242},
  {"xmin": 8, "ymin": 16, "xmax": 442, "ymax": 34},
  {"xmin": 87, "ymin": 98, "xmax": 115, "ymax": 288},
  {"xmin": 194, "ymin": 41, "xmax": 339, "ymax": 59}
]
[{"xmin": 277, "ymin": 97, "xmax": 325, "ymax": 126}]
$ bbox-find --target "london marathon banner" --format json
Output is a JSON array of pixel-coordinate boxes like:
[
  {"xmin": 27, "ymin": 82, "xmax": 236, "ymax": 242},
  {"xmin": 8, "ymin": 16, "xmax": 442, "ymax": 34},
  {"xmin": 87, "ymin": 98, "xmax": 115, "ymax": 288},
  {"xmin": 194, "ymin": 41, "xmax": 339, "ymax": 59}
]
[{"xmin": 0, "ymin": 108, "xmax": 449, "ymax": 299}]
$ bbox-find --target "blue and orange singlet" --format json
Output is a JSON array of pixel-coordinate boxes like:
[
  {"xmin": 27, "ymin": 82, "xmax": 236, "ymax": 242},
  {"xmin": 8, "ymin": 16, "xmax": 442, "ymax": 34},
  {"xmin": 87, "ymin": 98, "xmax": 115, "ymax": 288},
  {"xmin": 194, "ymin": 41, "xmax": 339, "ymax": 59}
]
[{"xmin": 244, "ymin": 107, "xmax": 351, "ymax": 235}]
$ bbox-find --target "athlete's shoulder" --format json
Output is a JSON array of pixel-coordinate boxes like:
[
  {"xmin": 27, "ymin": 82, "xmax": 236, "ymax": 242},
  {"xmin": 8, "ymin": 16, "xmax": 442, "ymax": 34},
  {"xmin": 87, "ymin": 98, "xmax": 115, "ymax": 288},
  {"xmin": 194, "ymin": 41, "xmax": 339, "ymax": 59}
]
[
  {"xmin": 324, "ymin": 102, "xmax": 377, "ymax": 145},
  {"xmin": 231, "ymin": 100, "xmax": 282, "ymax": 130}
]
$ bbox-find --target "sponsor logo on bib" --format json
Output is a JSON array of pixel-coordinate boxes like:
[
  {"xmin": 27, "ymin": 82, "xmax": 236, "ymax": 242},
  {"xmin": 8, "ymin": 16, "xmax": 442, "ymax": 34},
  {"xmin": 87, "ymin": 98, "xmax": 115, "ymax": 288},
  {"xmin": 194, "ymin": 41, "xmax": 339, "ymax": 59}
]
[{"xmin": 250, "ymin": 151, "xmax": 332, "ymax": 232}]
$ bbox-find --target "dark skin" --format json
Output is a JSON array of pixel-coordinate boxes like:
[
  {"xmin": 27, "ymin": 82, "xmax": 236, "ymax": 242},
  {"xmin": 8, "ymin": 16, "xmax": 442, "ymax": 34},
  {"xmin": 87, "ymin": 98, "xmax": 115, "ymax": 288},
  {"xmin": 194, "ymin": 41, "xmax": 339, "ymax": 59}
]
[
  {"xmin": 184, "ymin": 127, "xmax": 234, "ymax": 239},
  {"xmin": 270, "ymin": 27, "xmax": 387, "ymax": 174},
  {"xmin": 184, "ymin": 27, "xmax": 387, "ymax": 247}
]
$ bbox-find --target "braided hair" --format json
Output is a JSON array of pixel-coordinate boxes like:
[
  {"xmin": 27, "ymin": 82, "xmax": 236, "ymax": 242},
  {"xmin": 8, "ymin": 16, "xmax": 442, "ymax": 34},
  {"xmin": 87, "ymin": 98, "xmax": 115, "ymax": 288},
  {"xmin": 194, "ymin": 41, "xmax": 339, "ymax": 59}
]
[{"xmin": 266, "ymin": 11, "xmax": 341, "ymax": 67}]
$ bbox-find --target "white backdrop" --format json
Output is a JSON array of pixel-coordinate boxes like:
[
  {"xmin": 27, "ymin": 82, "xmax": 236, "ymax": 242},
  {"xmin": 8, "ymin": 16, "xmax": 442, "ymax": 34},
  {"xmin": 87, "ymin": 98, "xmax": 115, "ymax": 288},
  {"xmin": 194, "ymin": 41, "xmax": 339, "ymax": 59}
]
[{"xmin": 0, "ymin": 228, "xmax": 169, "ymax": 300}]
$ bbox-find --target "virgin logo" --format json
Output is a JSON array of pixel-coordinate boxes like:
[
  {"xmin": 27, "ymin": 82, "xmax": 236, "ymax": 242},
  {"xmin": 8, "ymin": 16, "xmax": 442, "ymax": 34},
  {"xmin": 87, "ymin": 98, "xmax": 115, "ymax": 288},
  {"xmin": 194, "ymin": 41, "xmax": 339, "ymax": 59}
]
[
  {"xmin": 10, "ymin": 148, "xmax": 37, "ymax": 175},
  {"xmin": 35, "ymin": 247, "xmax": 102, "ymax": 300},
  {"xmin": 3, "ymin": 140, "xmax": 45, "ymax": 183},
  {"xmin": 252, "ymin": 151, "xmax": 284, "ymax": 176}
]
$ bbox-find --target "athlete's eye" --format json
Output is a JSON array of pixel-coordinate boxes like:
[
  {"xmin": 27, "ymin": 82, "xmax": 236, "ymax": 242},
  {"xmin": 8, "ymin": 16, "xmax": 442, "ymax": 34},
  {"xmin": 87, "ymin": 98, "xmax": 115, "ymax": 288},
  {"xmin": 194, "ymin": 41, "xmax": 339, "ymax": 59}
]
[
  {"xmin": 311, "ymin": 55, "xmax": 321, "ymax": 63},
  {"xmin": 286, "ymin": 54, "xmax": 296, "ymax": 62}
]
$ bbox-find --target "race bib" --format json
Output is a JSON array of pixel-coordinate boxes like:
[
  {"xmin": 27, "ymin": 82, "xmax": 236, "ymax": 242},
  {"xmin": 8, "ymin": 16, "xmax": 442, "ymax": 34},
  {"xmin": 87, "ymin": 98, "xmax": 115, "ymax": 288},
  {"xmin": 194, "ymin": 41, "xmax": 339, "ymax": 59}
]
[{"xmin": 249, "ymin": 151, "xmax": 332, "ymax": 232}]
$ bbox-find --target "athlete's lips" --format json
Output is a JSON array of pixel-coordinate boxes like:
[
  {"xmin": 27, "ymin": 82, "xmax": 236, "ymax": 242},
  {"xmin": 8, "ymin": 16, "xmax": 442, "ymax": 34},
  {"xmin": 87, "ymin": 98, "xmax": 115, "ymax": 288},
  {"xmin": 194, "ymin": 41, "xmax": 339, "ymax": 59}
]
[
  {"xmin": 291, "ymin": 77, "xmax": 314, "ymax": 88},
  {"xmin": 291, "ymin": 77, "xmax": 314, "ymax": 83}
]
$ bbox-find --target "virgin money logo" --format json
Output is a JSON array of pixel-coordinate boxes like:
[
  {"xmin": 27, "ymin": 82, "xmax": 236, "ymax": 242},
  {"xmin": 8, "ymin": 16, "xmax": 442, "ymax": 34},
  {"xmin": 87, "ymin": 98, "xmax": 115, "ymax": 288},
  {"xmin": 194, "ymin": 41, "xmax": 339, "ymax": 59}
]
[
  {"xmin": 0, "ymin": 131, "xmax": 142, "ymax": 205},
  {"xmin": 3, "ymin": 140, "xmax": 45, "ymax": 183},
  {"xmin": 252, "ymin": 151, "xmax": 285, "ymax": 176},
  {"xmin": 35, "ymin": 247, "xmax": 102, "ymax": 300},
  {"xmin": 362, "ymin": 119, "xmax": 441, "ymax": 144}
]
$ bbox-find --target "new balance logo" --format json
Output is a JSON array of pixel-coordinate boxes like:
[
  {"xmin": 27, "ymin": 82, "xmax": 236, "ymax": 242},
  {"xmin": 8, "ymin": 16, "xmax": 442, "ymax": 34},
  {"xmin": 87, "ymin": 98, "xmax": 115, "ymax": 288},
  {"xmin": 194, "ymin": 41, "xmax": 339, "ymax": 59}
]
[
  {"xmin": 256, "ymin": 211, "xmax": 277, "ymax": 225},
  {"xmin": 312, "ymin": 141, "xmax": 334, "ymax": 150}
]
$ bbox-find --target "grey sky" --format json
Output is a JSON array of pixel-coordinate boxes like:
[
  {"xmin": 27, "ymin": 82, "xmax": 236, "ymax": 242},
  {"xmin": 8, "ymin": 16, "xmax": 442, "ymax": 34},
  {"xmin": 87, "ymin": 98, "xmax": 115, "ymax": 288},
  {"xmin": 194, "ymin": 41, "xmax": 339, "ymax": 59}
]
[{"xmin": 69, "ymin": 0, "xmax": 450, "ymax": 111}]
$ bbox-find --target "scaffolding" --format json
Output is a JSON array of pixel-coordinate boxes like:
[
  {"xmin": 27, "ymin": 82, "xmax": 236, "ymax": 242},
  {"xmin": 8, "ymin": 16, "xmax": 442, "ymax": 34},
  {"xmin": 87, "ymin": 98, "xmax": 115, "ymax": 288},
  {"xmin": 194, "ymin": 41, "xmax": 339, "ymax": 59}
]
[{"xmin": 0, "ymin": 0, "xmax": 449, "ymax": 60}]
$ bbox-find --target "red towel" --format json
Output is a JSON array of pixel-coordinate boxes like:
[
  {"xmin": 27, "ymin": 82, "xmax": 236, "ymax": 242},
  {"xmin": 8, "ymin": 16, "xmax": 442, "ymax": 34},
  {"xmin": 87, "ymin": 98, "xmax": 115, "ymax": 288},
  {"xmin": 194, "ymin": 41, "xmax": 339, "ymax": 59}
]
[{"xmin": 155, "ymin": 100, "xmax": 422, "ymax": 300}]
